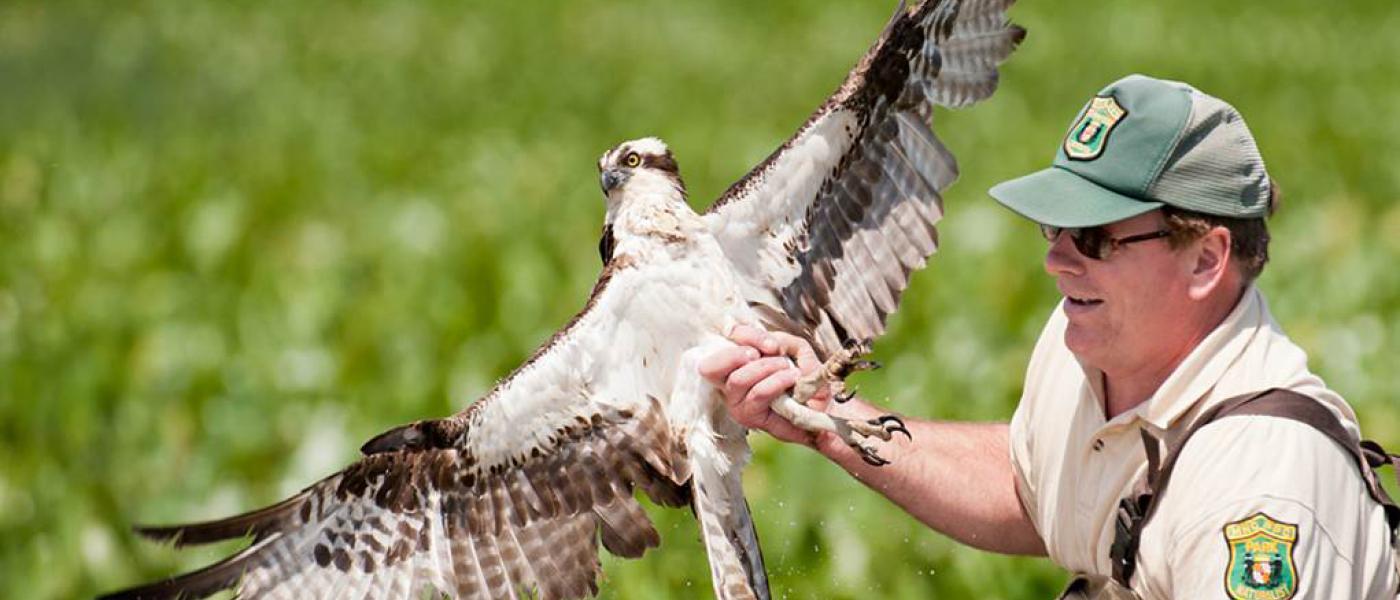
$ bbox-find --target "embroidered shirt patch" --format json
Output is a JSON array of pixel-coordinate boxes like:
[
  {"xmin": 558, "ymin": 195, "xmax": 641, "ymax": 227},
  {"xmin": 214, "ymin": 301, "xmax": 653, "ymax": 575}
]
[
  {"xmin": 1063, "ymin": 95, "xmax": 1127, "ymax": 161},
  {"xmin": 1223, "ymin": 512, "xmax": 1299, "ymax": 600}
]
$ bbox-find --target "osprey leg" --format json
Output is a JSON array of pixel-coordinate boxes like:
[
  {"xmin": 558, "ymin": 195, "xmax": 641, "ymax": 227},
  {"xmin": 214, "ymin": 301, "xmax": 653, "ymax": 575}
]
[
  {"xmin": 770, "ymin": 396, "xmax": 910, "ymax": 466},
  {"xmin": 778, "ymin": 347, "xmax": 910, "ymax": 466}
]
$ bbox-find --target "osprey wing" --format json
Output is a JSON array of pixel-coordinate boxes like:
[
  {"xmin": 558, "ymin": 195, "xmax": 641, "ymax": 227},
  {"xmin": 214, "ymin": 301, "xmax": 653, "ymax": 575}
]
[
  {"xmin": 704, "ymin": 0, "xmax": 1023, "ymax": 358},
  {"xmin": 101, "ymin": 266, "xmax": 692, "ymax": 600}
]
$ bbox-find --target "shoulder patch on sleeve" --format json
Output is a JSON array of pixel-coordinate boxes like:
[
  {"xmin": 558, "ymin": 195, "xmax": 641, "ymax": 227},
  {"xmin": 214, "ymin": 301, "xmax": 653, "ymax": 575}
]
[{"xmin": 1223, "ymin": 512, "xmax": 1299, "ymax": 599}]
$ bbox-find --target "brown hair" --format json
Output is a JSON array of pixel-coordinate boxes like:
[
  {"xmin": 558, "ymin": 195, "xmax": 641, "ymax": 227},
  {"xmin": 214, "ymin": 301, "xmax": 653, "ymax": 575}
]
[{"xmin": 1161, "ymin": 181, "xmax": 1280, "ymax": 283}]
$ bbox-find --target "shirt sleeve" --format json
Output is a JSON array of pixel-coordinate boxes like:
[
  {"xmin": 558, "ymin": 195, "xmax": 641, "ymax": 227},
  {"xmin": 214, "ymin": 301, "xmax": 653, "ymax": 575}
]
[
  {"xmin": 1163, "ymin": 497, "xmax": 1357, "ymax": 599},
  {"xmin": 1007, "ymin": 303, "xmax": 1073, "ymax": 542},
  {"xmin": 1143, "ymin": 417, "xmax": 1398, "ymax": 599},
  {"xmin": 1008, "ymin": 303, "xmax": 1058, "ymax": 537}
]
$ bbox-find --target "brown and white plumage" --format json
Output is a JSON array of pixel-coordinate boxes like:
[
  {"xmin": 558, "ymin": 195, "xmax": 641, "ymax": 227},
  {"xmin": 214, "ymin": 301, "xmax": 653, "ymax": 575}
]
[
  {"xmin": 103, "ymin": 1, "xmax": 1021, "ymax": 598},
  {"xmin": 708, "ymin": 0, "xmax": 1023, "ymax": 358}
]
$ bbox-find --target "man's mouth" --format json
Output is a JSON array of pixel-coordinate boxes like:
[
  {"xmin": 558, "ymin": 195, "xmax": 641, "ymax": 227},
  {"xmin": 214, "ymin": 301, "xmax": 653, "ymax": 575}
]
[{"xmin": 1066, "ymin": 295, "xmax": 1103, "ymax": 307}]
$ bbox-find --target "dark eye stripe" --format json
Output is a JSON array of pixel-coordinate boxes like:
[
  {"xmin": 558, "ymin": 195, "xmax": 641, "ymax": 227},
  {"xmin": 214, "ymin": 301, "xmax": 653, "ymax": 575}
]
[{"xmin": 640, "ymin": 153, "xmax": 679, "ymax": 175}]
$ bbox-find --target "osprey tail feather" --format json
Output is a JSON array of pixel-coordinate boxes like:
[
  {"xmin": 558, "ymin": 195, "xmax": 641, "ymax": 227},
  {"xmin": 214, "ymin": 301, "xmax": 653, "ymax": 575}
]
[{"xmin": 692, "ymin": 459, "xmax": 770, "ymax": 600}]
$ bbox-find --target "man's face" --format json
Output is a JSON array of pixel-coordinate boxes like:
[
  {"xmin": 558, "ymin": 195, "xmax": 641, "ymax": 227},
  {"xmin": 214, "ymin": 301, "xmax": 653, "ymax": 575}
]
[{"xmin": 1043, "ymin": 210, "xmax": 1195, "ymax": 374}]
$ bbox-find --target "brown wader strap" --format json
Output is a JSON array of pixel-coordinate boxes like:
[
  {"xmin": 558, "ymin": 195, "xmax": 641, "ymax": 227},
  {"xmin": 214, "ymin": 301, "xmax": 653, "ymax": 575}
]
[{"xmin": 1109, "ymin": 388, "xmax": 1400, "ymax": 589}]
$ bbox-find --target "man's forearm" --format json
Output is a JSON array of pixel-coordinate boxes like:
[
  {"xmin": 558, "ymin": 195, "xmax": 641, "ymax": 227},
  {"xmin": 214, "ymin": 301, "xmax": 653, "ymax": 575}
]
[
  {"xmin": 811, "ymin": 399, "xmax": 1046, "ymax": 556},
  {"xmin": 697, "ymin": 328, "xmax": 1044, "ymax": 555}
]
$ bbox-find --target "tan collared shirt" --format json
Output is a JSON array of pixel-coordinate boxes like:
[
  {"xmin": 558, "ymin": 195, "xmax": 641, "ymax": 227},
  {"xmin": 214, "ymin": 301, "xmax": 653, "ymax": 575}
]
[{"xmin": 1010, "ymin": 287, "xmax": 1398, "ymax": 599}]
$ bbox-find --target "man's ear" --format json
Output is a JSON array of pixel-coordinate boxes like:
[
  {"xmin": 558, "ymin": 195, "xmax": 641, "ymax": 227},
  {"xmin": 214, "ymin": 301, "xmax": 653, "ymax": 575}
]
[{"xmin": 1187, "ymin": 226, "xmax": 1232, "ymax": 300}]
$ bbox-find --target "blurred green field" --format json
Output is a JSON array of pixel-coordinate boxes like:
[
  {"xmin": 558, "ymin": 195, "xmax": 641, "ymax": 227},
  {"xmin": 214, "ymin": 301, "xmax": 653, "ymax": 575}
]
[{"xmin": 2, "ymin": 1, "xmax": 1398, "ymax": 598}]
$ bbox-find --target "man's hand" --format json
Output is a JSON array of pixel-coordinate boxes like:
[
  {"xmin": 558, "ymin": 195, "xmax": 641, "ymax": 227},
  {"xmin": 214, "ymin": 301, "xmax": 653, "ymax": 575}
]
[
  {"xmin": 698, "ymin": 325, "xmax": 831, "ymax": 446},
  {"xmin": 700, "ymin": 327, "xmax": 1046, "ymax": 556}
]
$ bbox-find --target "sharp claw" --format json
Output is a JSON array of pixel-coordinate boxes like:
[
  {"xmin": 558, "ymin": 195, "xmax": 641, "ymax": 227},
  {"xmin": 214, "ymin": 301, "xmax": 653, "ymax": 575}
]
[
  {"xmin": 834, "ymin": 388, "xmax": 857, "ymax": 403},
  {"xmin": 864, "ymin": 418, "xmax": 893, "ymax": 441},
  {"xmin": 872, "ymin": 415, "xmax": 912, "ymax": 440},
  {"xmin": 858, "ymin": 448, "xmax": 890, "ymax": 467}
]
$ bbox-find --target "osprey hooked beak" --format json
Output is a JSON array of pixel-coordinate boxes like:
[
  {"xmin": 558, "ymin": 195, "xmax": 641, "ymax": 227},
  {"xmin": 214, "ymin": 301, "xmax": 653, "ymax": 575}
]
[{"xmin": 600, "ymin": 168, "xmax": 630, "ymax": 195}]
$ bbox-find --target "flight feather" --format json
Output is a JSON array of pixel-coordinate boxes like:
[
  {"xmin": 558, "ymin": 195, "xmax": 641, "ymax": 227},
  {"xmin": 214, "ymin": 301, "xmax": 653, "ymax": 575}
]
[{"xmin": 705, "ymin": 0, "xmax": 1024, "ymax": 358}]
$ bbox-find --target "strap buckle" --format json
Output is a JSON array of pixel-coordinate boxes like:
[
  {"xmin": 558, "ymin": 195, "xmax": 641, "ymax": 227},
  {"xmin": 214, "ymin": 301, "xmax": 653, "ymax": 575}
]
[{"xmin": 1110, "ymin": 492, "xmax": 1151, "ymax": 585}]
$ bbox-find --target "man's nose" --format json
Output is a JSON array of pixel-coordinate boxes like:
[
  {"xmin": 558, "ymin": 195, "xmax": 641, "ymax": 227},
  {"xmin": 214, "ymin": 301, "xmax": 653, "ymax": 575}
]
[{"xmin": 1044, "ymin": 232, "xmax": 1085, "ymax": 277}]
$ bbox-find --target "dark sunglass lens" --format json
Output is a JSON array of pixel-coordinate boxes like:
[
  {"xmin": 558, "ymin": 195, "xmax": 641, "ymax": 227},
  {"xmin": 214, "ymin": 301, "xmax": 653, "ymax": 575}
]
[{"xmin": 1073, "ymin": 227, "xmax": 1107, "ymax": 260}]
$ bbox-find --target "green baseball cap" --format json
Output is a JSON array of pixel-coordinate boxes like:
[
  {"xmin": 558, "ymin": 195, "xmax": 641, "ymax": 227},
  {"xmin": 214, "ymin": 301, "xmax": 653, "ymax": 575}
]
[{"xmin": 989, "ymin": 74, "xmax": 1272, "ymax": 227}]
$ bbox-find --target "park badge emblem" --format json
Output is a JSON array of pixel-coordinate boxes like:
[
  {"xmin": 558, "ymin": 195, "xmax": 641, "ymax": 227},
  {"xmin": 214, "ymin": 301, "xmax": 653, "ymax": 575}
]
[
  {"xmin": 1223, "ymin": 513, "xmax": 1299, "ymax": 600},
  {"xmin": 1063, "ymin": 95, "xmax": 1127, "ymax": 160}
]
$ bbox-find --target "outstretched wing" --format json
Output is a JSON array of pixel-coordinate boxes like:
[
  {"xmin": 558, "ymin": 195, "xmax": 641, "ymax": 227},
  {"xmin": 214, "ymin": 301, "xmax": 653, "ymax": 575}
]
[
  {"xmin": 703, "ymin": 0, "xmax": 1023, "ymax": 358},
  {"xmin": 102, "ymin": 265, "xmax": 694, "ymax": 600}
]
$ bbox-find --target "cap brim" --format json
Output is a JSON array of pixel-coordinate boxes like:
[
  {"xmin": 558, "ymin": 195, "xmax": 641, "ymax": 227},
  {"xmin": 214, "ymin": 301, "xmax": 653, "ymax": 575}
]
[{"xmin": 989, "ymin": 166, "xmax": 1163, "ymax": 228}]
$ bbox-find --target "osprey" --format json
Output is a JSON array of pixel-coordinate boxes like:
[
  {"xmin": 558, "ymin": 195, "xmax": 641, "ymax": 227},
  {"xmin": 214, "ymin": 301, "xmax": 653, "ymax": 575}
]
[{"xmin": 103, "ymin": 1, "xmax": 1023, "ymax": 598}]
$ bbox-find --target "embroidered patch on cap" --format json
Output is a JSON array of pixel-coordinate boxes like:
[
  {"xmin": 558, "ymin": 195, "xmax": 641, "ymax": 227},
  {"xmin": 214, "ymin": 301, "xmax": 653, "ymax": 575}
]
[
  {"xmin": 1223, "ymin": 512, "xmax": 1299, "ymax": 600},
  {"xmin": 1063, "ymin": 95, "xmax": 1127, "ymax": 161}
]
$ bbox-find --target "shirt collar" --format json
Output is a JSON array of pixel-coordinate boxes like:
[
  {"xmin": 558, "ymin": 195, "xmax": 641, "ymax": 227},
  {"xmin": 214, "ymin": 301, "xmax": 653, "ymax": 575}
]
[
  {"xmin": 1140, "ymin": 286, "xmax": 1264, "ymax": 429},
  {"xmin": 1075, "ymin": 285, "xmax": 1265, "ymax": 431}
]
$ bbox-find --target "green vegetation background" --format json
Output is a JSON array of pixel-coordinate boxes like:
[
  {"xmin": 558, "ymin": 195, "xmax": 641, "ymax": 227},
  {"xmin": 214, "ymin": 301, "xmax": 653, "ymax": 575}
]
[{"xmin": 2, "ymin": 1, "xmax": 1397, "ymax": 598}]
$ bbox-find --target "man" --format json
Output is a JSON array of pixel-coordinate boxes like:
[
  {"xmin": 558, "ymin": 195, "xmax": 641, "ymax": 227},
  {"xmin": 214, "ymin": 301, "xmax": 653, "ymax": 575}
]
[{"xmin": 700, "ymin": 74, "xmax": 1399, "ymax": 598}]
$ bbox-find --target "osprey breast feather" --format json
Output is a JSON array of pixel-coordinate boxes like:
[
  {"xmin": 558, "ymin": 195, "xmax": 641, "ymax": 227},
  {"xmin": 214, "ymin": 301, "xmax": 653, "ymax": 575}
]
[{"xmin": 102, "ymin": 1, "xmax": 1022, "ymax": 599}]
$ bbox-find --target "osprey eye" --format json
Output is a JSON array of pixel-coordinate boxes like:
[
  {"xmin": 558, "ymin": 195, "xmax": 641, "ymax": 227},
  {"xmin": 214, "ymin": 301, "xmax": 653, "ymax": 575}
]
[{"xmin": 624, "ymin": 153, "xmax": 641, "ymax": 168}]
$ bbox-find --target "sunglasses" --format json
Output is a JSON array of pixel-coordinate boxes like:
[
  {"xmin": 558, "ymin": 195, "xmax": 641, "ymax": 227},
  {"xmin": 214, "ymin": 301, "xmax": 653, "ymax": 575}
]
[{"xmin": 1039, "ymin": 224, "xmax": 1171, "ymax": 260}]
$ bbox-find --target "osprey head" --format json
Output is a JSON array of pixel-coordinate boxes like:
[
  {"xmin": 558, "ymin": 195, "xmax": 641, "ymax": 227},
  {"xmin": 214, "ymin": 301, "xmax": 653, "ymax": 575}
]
[{"xmin": 597, "ymin": 137, "xmax": 685, "ymax": 199}]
